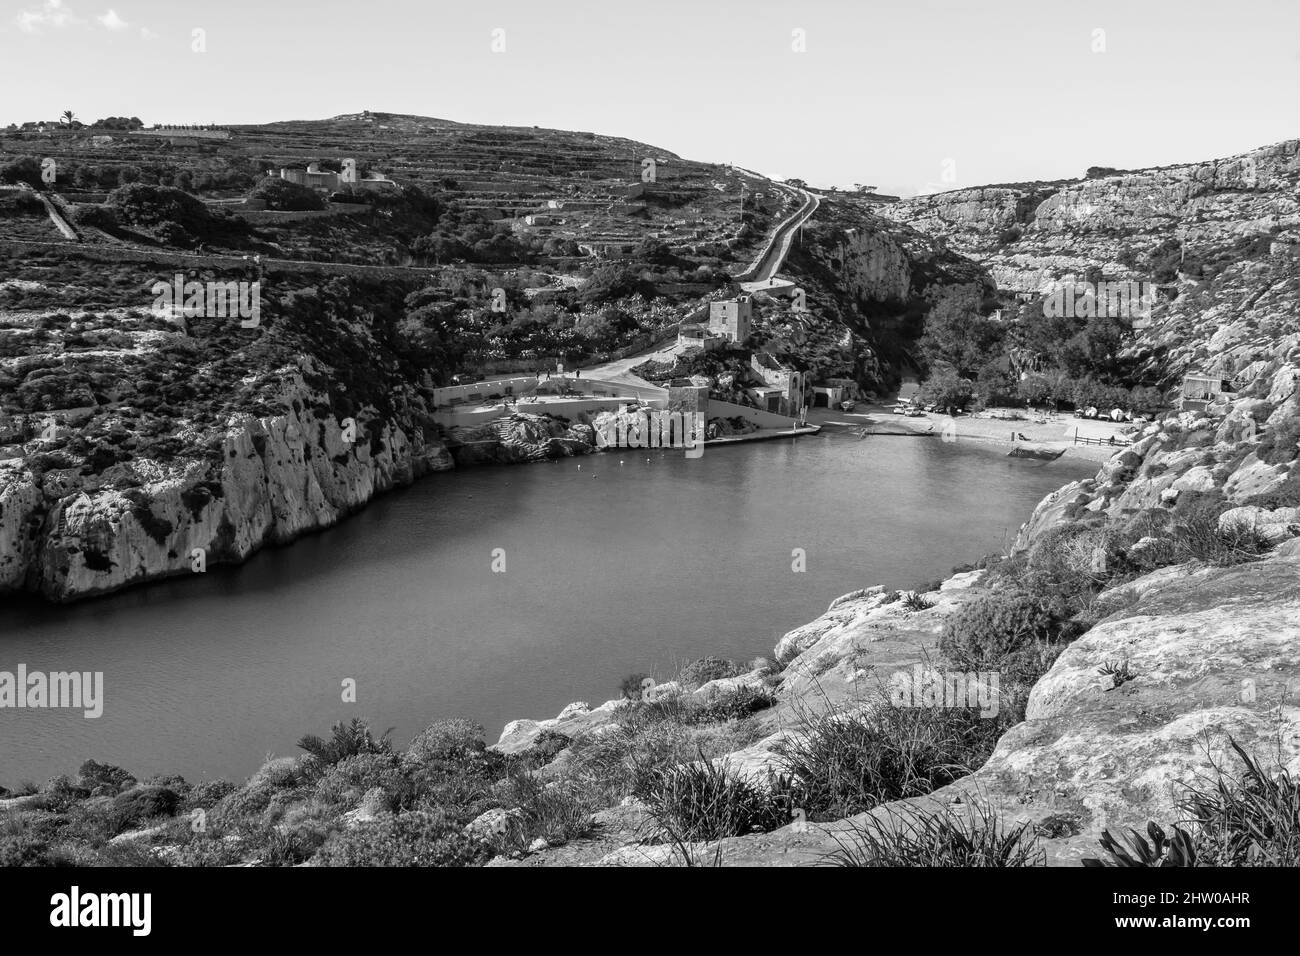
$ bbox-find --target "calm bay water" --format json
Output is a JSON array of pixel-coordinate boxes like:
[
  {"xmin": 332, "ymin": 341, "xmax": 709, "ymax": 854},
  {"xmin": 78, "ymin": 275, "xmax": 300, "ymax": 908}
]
[{"xmin": 0, "ymin": 432, "xmax": 1095, "ymax": 784}]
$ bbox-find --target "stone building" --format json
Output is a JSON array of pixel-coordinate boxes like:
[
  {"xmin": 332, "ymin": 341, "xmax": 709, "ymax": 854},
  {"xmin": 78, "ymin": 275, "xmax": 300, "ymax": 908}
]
[{"xmin": 708, "ymin": 295, "xmax": 752, "ymax": 344}]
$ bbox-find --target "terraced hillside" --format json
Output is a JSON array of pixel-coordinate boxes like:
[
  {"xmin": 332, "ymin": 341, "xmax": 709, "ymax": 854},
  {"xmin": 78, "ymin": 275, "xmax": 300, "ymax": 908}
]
[{"xmin": 0, "ymin": 112, "xmax": 982, "ymax": 602}]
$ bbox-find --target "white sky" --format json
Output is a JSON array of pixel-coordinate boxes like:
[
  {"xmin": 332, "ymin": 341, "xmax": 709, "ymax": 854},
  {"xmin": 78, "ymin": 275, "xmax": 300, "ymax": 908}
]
[{"xmin": 2, "ymin": 0, "xmax": 1297, "ymax": 195}]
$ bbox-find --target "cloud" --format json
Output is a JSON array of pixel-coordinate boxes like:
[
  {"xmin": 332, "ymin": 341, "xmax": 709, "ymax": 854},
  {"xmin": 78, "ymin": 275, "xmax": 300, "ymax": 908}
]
[
  {"xmin": 15, "ymin": 0, "xmax": 84, "ymax": 33},
  {"xmin": 97, "ymin": 9, "xmax": 127, "ymax": 31},
  {"xmin": 140, "ymin": 26, "xmax": 159, "ymax": 40}
]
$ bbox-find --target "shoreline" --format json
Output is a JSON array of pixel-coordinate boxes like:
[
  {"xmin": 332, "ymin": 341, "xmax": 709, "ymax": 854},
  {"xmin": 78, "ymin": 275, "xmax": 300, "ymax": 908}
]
[{"xmin": 807, "ymin": 405, "xmax": 1122, "ymax": 464}]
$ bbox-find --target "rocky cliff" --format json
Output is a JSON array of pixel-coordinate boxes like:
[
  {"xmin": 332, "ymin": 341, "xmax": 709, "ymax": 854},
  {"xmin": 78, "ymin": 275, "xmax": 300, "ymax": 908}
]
[
  {"xmin": 0, "ymin": 277, "xmax": 456, "ymax": 602},
  {"xmin": 1, "ymin": 371, "xmax": 452, "ymax": 601},
  {"xmin": 881, "ymin": 139, "xmax": 1300, "ymax": 294}
]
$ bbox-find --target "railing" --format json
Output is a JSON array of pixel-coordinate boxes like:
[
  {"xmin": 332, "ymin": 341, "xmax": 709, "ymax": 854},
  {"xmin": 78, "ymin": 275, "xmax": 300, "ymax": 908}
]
[{"xmin": 1073, "ymin": 429, "xmax": 1130, "ymax": 447}]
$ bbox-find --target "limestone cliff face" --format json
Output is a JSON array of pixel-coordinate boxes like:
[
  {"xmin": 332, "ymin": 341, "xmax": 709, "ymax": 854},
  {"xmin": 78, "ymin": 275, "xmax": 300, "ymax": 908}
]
[
  {"xmin": 882, "ymin": 139, "xmax": 1300, "ymax": 293},
  {"xmin": 775, "ymin": 198, "xmax": 993, "ymax": 389},
  {"xmin": 0, "ymin": 373, "xmax": 453, "ymax": 602}
]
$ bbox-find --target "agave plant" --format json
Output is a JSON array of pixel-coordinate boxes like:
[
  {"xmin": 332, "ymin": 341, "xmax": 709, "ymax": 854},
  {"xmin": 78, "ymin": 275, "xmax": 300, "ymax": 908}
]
[{"xmin": 1083, "ymin": 820, "xmax": 1196, "ymax": 867}]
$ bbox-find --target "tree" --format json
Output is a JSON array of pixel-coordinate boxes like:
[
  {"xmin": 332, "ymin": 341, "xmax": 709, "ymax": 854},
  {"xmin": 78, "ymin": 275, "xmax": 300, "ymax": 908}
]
[
  {"xmin": 0, "ymin": 155, "xmax": 42, "ymax": 189},
  {"xmin": 60, "ymin": 110, "xmax": 77, "ymax": 126},
  {"xmin": 918, "ymin": 284, "xmax": 1005, "ymax": 379},
  {"xmin": 247, "ymin": 176, "xmax": 324, "ymax": 211},
  {"xmin": 918, "ymin": 363, "xmax": 976, "ymax": 415}
]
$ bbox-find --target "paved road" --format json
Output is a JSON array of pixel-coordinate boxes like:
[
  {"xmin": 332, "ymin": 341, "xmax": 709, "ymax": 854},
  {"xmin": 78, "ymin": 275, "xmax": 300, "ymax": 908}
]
[{"xmin": 729, "ymin": 170, "xmax": 820, "ymax": 283}]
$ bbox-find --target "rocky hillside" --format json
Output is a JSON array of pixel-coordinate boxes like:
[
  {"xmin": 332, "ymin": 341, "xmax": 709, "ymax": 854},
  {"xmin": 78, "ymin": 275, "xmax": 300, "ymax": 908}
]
[
  {"xmin": 0, "ymin": 270, "xmax": 456, "ymax": 601},
  {"xmin": 881, "ymin": 139, "xmax": 1300, "ymax": 295},
  {"xmin": 1, "ymin": 116, "xmax": 987, "ymax": 602}
]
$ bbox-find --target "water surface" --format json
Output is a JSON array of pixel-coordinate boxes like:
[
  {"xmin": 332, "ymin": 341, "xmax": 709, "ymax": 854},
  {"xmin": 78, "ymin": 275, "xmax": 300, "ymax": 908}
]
[{"xmin": 0, "ymin": 432, "xmax": 1096, "ymax": 784}]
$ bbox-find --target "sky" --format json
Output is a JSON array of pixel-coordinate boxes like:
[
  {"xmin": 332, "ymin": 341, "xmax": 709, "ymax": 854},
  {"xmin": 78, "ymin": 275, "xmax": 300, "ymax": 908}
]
[{"xmin": 1, "ymin": 0, "xmax": 1297, "ymax": 196}]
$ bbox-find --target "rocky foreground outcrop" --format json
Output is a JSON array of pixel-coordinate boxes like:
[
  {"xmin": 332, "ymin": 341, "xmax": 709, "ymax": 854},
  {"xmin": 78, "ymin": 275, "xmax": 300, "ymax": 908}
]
[{"xmin": 490, "ymin": 540, "xmax": 1300, "ymax": 866}]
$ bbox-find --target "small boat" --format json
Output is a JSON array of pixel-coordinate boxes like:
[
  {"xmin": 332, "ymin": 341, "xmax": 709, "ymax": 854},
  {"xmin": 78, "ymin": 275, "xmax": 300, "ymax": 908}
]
[{"xmin": 1008, "ymin": 444, "xmax": 1067, "ymax": 461}]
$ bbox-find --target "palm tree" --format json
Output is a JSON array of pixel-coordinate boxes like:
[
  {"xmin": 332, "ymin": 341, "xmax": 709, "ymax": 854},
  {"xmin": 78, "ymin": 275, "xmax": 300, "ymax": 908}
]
[{"xmin": 59, "ymin": 110, "xmax": 76, "ymax": 126}]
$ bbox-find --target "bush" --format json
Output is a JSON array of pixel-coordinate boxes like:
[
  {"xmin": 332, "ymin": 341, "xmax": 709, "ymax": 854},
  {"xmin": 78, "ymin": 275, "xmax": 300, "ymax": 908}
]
[
  {"xmin": 775, "ymin": 704, "xmax": 1008, "ymax": 821},
  {"xmin": 492, "ymin": 773, "xmax": 596, "ymax": 853},
  {"xmin": 0, "ymin": 833, "xmax": 56, "ymax": 867},
  {"xmin": 565, "ymin": 715, "xmax": 694, "ymax": 804},
  {"xmin": 1257, "ymin": 417, "xmax": 1300, "ymax": 466},
  {"xmin": 827, "ymin": 801, "xmax": 1045, "ymax": 866},
  {"xmin": 248, "ymin": 177, "xmax": 326, "ymax": 212},
  {"xmin": 313, "ymin": 752, "xmax": 406, "ymax": 808},
  {"xmin": 106, "ymin": 183, "xmax": 213, "ymax": 234},
  {"xmin": 678, "ymin": 657, "xmax": 746, "ymax": 689},
  {"xmin": 688, "ymin": 685, "xmax": 777, "ymax": 723},
  {"xmin": 1169, "ymin": 499, "xmax": 1273, "ymax": 567},
  {"xmin": 618, "ymin": 672, "xmax": 651, "ymax": 700},
  {"xmin": 173, "ymin": 835, "xmax": 246, "ymax": 867},
  {"xmin": 637, "ymin": 758, "xmax": 795, "ymax": 843},
  {"xmin": 77, "ymin": 760, "xmax": 136, "ymax": 797},
  {"xmin": 517, "ymin": 730, "xmax": 571, "ymax": 770},
  {"xmin": 110, "ymin": 786, "xmax": 181, "ymax": 831},
  {"xmin": 186, "ymin": 779, "xmax": 237, "ymax": 809},
  {"xmin": 314, "ymin": 811, "xmax": 488, "ymax": 867},
  {"xmin": 939, "ymin": 588, "xmax": 1065, "ymax": 682},
  {"xmin": 404, "ymin": 719, "xmax": 488, "ymax": 765}
]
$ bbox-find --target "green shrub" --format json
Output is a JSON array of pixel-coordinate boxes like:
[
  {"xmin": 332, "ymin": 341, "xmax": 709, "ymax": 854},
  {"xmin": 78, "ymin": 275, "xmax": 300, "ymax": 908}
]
[
  {"xmin": 1257, "ymin": 417, "xmax": 1300, "ymax": 466},
  {"xmin": 186, "ymin": 779, "xmax": 237, "ymax": 810},
  {"xmin": 827, "ymin": 801, "xmax": 1045, "ymax": 867},
  {"xmin": 314, "ymin": 811, "xmax": 488, "ymax": 867},
  {"xmin": 636, "ymin": 758, "xmax": 795, "ymax": 843},
  {"xmin": 77, "ymin": 760, "xmax": 136, "ymax": 796},
  {"xmin": 619, "ymin": 672, "xmax": 651, "ymax": 700},
  {"xmin": 566, "ymin": 715, "xmax": 693, "ymax": 804},
  {"xmin": 678, "ymin": 657, "xmax": 746, "ymax": 689},
  {"xmin": 492, "ymin": 773, "xmax": 597, "ymax": 853},
  {"xmin": 517, "ymin": 730, "xmax": 572, "ymax": 770},
  {"xmin": 775, "ymin": 704, "xmax": 1008, "ymax": 821},
  {"xmin": 404, "ymin": 719, "xmax": 487, "ymax": 765},
  {"xmin": 1169, "ymin": 499, "xmax": 1273, "ymax": 566},
  {"xmin": 248, "ymin": 177, "xmax": 326, "ymax": 212},
  {"xmin": 689, "ymin": 685, "xmax": 777, "ymax": 723},
  {"xmin": 939, "ymin": 588, "xmax": 1064, "ymax": 681},
  {"xmin": 0, "ymin": 833, "xmax": 56, "ymax": 867},
  {"xmin": 110, "ymin": 786, "xmax": 181, "ymax": 831},
  {"xmin": 173, "ymin": 834, "xmax": 246, "ymax": 867},
  {"xmin": 313, "ymin": 752, "xmax": 406, "ymax": 808}
]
